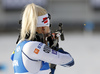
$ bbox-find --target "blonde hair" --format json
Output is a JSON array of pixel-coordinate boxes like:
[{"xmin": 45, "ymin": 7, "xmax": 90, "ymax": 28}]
[{"xmin": 20, "ymin": 3, "xmax": 47, "ymax": 40}]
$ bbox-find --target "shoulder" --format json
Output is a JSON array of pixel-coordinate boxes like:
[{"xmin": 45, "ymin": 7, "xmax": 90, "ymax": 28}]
[
  {"xmin": 22, "ymin": 41, "xmax": 46, "ymax": 52},
  {"xmin": 17, "ymin": 40, "xmax": 45, "ymax": 50},
  {"xmin": 22, "ymin": 41, "xmax": 46, "ymax": 59},
  {"xmin": 25, "ymin": 41, "xmax": 44, "ymax": 47}
]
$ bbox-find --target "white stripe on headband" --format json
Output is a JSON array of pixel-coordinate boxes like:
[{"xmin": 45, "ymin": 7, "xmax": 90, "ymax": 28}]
[{"xmin": 37, "ymin": 14, "xmax": 50, "ymax": 27}]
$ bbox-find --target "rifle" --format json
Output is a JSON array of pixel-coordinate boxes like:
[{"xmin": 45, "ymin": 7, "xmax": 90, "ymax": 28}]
[{"xmin": 49, "ymin": 23, "xmax": 65, "ymax": 74}]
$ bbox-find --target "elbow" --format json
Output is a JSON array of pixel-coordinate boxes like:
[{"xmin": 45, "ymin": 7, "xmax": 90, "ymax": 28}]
[
  {"xmin": 67, "ymin": 58, "xmax": 74, "ymax": 67},
  {"xmin": 61, "ymin": 58, "xmax": 75, "ymax": 67}
]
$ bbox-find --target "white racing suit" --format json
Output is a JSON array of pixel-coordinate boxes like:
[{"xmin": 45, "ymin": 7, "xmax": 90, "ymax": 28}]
[{"xmin": 11, "ymin": 40, "xmax": 74, "ymax": 74}]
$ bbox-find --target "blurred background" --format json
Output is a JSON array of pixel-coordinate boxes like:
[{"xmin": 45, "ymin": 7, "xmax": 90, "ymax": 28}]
[{"xmin": 0, "ymin": 0, "xmax": 100, "ymax": 74}]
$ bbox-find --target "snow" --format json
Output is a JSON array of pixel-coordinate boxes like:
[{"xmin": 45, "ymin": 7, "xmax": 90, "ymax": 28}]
[{"xmin": 0, "ymin": 31, "xmax": 100, "ymax": 74}]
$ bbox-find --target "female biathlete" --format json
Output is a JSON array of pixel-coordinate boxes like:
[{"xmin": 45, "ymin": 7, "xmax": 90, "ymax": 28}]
[{"xmin": 11, "ymin": 3, "xmax": 74, "ymax": 74}]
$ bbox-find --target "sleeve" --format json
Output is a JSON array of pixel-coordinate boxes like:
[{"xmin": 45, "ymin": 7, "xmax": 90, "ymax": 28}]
[
  {"xmin": 35, "ymin": 43, "xmax": 74, "ymax": 67},
  {"xmin": 23, "ymin": 42, "xmax": 74, "ymax": 67}
]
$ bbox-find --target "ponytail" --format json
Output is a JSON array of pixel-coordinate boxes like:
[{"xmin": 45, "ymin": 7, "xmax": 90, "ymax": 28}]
[
  {"xmin": 21, "ymin": 3, "xmax": 37, "ymax": 40},
  {"xmin": 20, "ymin": 3, "xmax": 47, "ymax": 41}
]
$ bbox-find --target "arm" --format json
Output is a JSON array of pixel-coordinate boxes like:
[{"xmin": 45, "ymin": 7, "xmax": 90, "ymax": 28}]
[
  {"xmin": 40, "ymin": 45, "xmax": 74, "ymax": 67},
  {"xmin": 22, "ymin": 42, "xmax": 74, "ymax": 67}
]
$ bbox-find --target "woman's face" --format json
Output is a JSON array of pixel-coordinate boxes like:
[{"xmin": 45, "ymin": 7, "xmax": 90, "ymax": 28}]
[{"xmin": 36, "ymin": 26, "xmax": 50, "ymax": 34}]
